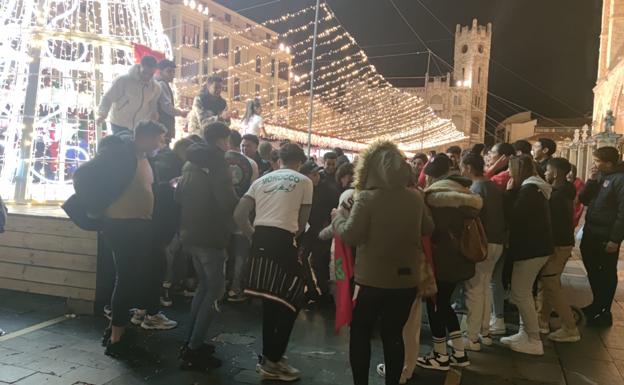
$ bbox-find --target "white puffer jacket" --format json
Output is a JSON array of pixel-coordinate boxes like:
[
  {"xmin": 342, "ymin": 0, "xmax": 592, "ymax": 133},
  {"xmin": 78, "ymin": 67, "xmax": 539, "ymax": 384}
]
[{"xmin": 98, "ymin": 65, "xmax": 161, "ymax": 130}]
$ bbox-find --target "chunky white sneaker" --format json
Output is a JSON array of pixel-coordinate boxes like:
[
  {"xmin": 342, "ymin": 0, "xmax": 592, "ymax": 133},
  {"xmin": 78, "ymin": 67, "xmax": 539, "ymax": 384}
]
[
  {"xmin": 480, "ymin": 334, "xmax": 493, "ymax": 346},
  {"xmin": 277, "ymin": 357, "xmax": 301, "ymax": 379},
  {"xmin": 416, "ymin": 351, "xmax": 450, "ymax": 372},
  {"xmin": 500, "ymin": 330, "xmax": 528, "ymax": 346},
  {"xmin": 447, "ymin": 336, "xmax": 481, "ymax": 352},
  {"xmin": 510, "ymin": 337, "xmax": 544, "ymax": 356},
  {"xmin": 490, "ymin": 317, "xmax": 506, "ymax": 336},
  {"xmin": 256, "ymin": 357, "xmax": 300, "ymax": 382},
  {"xmin": 141, "ymin": 312, "xmax": 178, "ymax": 330},
  {"xmin": 449, "ymin": 352, "xmax": 471, "ymax": 367},
  {"xmin": 548, "ymin": 327, "xmax": 581, "ymax": 343},
  {"xmin": 130, "ymin": 309, "xmax": 146, "ymax": 326}
]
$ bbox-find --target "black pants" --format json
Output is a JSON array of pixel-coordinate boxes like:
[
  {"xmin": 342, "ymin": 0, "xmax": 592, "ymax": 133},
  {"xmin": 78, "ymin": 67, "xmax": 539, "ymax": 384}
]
[
  {"xmin": 350, "ymin": 285, "xmax": 417, "ymax": 385},
  {"xmin": 145, "ymin": 244, "xmax": 166, "ymax": 315},
  {"xmin": 310, "ymin": 239, "xmax": 332, "ymax": 295},
  {"xmin": 262, "ymin": 299, "xmax": 298, "ymax": 362},
  {"xmin": 101, "ymin": 218, "xmax": 153, "ymax": 327},
  {"xmin": 426, "ymin": 281, "xmax": 460, "ymax": 339},
  {"xmin": 581, "ymin": 231, "xmax": 620, "ymax": 314}
]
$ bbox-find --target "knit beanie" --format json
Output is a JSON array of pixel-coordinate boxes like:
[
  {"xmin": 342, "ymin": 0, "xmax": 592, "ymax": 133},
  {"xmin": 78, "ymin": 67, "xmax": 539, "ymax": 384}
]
[{"xmin": 424, "ymin": 153, "xmax": 451, "ymax": 178}]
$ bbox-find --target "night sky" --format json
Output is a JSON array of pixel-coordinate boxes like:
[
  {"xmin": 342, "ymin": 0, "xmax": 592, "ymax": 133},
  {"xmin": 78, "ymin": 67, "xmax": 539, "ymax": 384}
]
[{"xmin": 215, "ymin": 0, "xmax": 603, "ymax": 140}]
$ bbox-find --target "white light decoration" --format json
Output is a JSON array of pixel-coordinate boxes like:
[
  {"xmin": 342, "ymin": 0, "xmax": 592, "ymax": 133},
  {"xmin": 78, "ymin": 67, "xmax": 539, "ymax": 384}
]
[{"xmin": 0, "ymin": 0, "xmax": 170, "ymax": 202}]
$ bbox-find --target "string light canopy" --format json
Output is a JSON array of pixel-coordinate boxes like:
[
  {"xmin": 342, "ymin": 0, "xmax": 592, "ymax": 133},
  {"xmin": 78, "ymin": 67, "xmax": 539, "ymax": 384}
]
[
  {"xmin": 180, "ymin": 2, "xmax": 466, "ymax": 151},
  {"xmin": 0, "ymin": 0, "xmax": 170, "ymax": 202}
]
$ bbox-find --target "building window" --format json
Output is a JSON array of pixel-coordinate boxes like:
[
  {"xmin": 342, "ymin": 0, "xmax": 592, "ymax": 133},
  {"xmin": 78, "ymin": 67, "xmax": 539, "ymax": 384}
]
[
  {"xmin": 203, "ymin": 31, "xmax": 209, "ymax": 54},
  {"xmin": 271, "ymin": 59, "xmax": 276, "ymax": 76},
  {"xmin": 269, "ymin": 85, "xmax": 275, "ymax": 103},
  {"xmin": 478, "ymin": 67, "xmax": 482, "ymax": 84},
  {"xmin": 255, "ymin": 55, "xmax": 262, "ymax": 73},
  {"xmin": 233, "ymin": 78, "xmax": 240, "ymax": 101},
  {"xmin": 471, "ymin": 118, "xmax": 480, "ymax": 134},
  {"xmin": 181, "ymin": 57, "xmax": 198, "ymax": 78},
  {"xmin": 170, "ymin": 16, "xmax": 177, "ymax": 45},
  {"xmin": 266, "ymin": 33, "xmax": 271, "ymax": 41},
  {"xmin": 182, "ymin": 22, "xmax": 200, "ymax": 48},
  {"xmin": 255, "ymin": 84, "xmax": 261, "ymax": 97},
  {"xmin": 278, "ymin": 61, "xmax": 289, "ymax": 81},
  {"xmin": 234, "ymin": 47, "xmax": 241, "ymax": 65},
  {"xmin": 203, "ymin": 63, "xmax": 208, "ymax": 75},
  {"xmin": 213, "ymin": 34, "xmax": 229, "ymax": 57},
  {"xmin": 278, "ymin": 89, "xmax": 288, "ymax": 107},
  {"xmin": 224, "ymin": 13, "xmax": 232, "ymax": 23}
]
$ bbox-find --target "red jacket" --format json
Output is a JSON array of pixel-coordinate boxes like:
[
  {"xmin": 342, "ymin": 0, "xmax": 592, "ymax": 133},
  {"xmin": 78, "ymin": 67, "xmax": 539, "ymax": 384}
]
[{"xmin": 486, "ymin": 169, "xmax": 510, "ymax": 190}]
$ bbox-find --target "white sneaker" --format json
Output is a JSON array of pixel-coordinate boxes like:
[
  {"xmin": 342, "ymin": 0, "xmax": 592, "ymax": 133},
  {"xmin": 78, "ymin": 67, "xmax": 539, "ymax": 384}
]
[
  {"xmin": 510, "ymin": 337, "xmax": 544, "ymax": 356},
  {"xmin": 130, "ymin": 309, "xmax": 146, "ymax": 326},
  {"xmin": 416, "ymin": 351, "xmax": 450, "ymax": 372},
  {"xmin": 256, "ymin": 357, "xmax": 301, "ymax": 381},
  {"xmin": 480, "ymin": 334, "xmax": 493, "ymax": 346},
  {"xmin": 447, "ymin": 336, "xmax": 481, "ymax": 352},
  {"xmin": 490, "ymin": 317, "xmax": 506, "ymax": 336},
  {"xmin": 539, "ymin": 320, "xmax": 550, "ymax": 334},
  {"xmin": 548, "ymin": 327, "xmax": 581, "ymax": 343},
  {"xmin": 500, "ymin": 330, "xmax": 528, "ymax": 346},
  {"xmin": 140, "ymin": 312, "xmax": 178, "ymax": 330},
  {"xmin": 376, "ymin": 363, "xmax": 386, "ymax": 378}
]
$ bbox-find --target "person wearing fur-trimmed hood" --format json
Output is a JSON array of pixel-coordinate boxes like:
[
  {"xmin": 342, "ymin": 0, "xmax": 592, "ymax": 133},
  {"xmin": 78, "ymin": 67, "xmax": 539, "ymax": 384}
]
[
  {"xmin": 417, "ymin": 153, "xmax": 482, "ymax": 372},
  {"xmin": 332, "ymin": 141, "xmax": 433, "ymax": 385}
]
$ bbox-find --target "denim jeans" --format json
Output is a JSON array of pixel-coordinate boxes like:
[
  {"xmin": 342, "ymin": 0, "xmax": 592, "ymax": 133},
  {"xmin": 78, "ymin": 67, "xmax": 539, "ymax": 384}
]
[
  {"xmin": 228, "ymin": 233, "xmax": 250, "ymax": 293},
  {"xmin": 187, "ymin": 247, "xmax": 227, "ymax": 349}
]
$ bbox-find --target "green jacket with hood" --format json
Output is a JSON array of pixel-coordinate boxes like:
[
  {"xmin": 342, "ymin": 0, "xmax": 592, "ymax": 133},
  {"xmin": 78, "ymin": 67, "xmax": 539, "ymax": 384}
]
[{"xmin": 332, "ymin": 141, "xmax": 434, "ymax": 289}]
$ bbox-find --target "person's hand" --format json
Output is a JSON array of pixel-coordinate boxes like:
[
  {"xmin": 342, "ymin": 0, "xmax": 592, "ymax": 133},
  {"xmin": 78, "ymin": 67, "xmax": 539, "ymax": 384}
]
[
  {"xmin": 605, "ymin": 241, "xmax": 619, "ymax": 253},
  {"xmin": 490, "ymin": 155, "xmax": 509, "ymax": 173},
  {"xmin": 506, "ymin": 177, "xmax": 515, "ymax": 191},
  {"xmin": 331, "ymin": 208, "xmax": 339, "ymax": 220},
  {"xmin": 589, "ymin": 165, "xmax": 599, "ymax": 180}
]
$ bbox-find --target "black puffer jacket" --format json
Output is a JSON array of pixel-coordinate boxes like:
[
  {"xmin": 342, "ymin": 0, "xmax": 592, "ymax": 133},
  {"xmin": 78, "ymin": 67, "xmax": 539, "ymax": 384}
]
[
  {"xmin": 425, "ymin": 175, "xmax": 483, "ymax": 283},
  {"xmin": 580, "ymin": 163, "xmax": 624, "ymax": 243},
  {"xmin": 175, "ymin": 143, "xmax": 239, "ymax": 249},
  {"xmin": 505, "ymin": 176, "xmax": 554, "ymax": 261}
]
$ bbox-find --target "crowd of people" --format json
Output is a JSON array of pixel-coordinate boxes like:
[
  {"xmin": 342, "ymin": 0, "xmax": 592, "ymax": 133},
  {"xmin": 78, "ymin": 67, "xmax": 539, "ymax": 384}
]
[{"xmin": 62, "ymin": 55, "xmax": 624, "ymax": 385}]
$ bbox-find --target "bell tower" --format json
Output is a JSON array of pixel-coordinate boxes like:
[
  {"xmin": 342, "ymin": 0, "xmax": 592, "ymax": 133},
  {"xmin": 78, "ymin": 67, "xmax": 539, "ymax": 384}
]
[{"xmin": 453, "ymin": 19, "xmax": 492, "ymax": 143}]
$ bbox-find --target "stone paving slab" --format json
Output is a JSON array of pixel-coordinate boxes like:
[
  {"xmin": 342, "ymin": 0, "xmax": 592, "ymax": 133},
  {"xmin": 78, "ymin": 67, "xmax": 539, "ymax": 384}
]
[{"xmin": 0, "ymin": 258, "xmax": 624, "ymax": 385}]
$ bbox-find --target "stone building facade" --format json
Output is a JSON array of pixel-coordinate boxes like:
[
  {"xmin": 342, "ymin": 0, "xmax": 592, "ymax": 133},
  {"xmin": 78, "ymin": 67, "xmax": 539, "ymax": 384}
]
[
  {"xmin": 593, "ymin": 0, "xmax": 624, "ymax": 136},
  {"xmin": 160, "ymin": 0, "xmax": 292, "ymax": 126},
  {"xmin": 403, "ymin": 19, "xmax": 492, "ymax": 148}
]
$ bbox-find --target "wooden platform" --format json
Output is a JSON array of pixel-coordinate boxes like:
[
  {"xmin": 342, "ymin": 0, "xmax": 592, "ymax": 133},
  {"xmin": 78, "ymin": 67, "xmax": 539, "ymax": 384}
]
[{"xmin": 0, "ymin": 204, "xmax": 97, "ymax": 313}]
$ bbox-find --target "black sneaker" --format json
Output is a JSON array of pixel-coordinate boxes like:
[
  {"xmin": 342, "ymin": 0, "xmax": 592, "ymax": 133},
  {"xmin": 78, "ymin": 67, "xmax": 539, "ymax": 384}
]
[
  {"xmin": 179, "ymin": 345, "xmax": 222, "ymax": 371},
  {"xmin": 449, "ymin": 352, "xmax": 470, "ymax": 367},
  {"xmin": 416, "ymin": 351, "xmax": 450, "ymax": 371},
  {"xmin": 587, "ymin": 311, "xmax": 613, "ymax": 327}
]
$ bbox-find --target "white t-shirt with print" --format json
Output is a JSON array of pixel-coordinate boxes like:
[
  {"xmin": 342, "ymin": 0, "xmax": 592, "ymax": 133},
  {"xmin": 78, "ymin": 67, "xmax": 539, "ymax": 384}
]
[{"xmin": 245, "ymin": 168, "xmax": 313, "ymax": 234}]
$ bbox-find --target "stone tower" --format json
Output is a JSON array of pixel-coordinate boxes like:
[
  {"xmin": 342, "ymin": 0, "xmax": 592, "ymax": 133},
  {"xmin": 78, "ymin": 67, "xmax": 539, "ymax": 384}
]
[{"xmin": 453, "ymin": 19, "xmax": 492, "ymax": 143}]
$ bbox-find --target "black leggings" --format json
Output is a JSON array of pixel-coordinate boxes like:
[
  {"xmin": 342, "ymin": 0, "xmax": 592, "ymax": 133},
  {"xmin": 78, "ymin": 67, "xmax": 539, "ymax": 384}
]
[
  {"xmin": 102, "ymin": 219, "xmax": 153, "ymax": 327},
  {"xmin": 262, "ymin": 299, "xmax": 298, "ymax": 362},
  {"xmin": 426, "ymin": 281, "xmax": 460, "ymax": 339},
  {"xmin": 581, "ymin": 232, "xmax": 620, "ymax": 314},
  {"xmin": 350, "ymin": 285, "xmax": 417, "ymax": 385}
]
